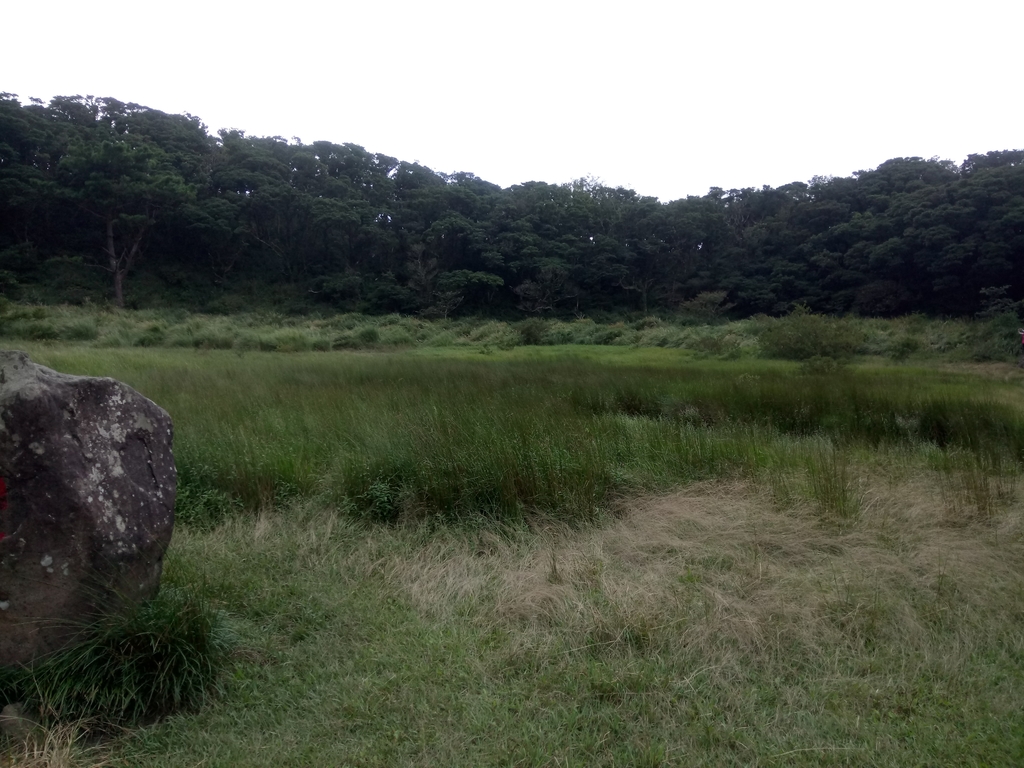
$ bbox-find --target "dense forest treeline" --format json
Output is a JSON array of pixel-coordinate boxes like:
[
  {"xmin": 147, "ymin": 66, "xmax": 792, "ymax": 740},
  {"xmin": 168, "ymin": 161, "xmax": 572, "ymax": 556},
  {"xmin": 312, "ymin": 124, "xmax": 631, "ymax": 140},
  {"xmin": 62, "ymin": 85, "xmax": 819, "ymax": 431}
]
[{"xmin": 1, "ymin": 93, "xmax": 1022, "ymax": 318}]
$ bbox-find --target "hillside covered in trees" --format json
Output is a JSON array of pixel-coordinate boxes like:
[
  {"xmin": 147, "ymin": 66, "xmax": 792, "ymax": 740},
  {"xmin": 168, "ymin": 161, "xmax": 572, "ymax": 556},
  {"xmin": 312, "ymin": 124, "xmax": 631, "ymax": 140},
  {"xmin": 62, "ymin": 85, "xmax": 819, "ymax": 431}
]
[{"xmin": 1, "ymin": 94, "xmax": 1022, "ymax": 318}]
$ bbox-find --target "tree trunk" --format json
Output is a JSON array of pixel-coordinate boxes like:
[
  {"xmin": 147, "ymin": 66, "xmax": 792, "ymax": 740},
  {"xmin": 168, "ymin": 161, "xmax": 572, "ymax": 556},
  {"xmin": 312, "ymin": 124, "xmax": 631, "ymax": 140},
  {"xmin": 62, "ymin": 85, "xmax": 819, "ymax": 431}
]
[
  {"xmin": 105, "ymin": 215, "xmax": 123, "ymax": 308},
  {"xmin": 113, "ymin": 268, "xmax": 125, "ymax": 308},
  {"xmin": 104, "ymin": 213, "xmax": 145, "ymax": 309}
]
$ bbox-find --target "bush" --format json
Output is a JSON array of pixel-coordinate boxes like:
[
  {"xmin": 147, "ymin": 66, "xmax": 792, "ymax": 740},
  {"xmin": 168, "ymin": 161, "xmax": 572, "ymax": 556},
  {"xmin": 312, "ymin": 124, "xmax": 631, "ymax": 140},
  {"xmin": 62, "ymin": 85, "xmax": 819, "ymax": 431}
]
[
  {"xmin": 468, "ymin": 321, "xmax": 519, "ymax": 349},
  {"xmin": 379, "ymin": 327, "xmax": 414, "ymax": 346},
  {"xmin": 887, "ymin": 335, "xmax": 921, "ymax": 362},
  {"xmin": 0, "ymin": 587, "xmax": 233, "ymax": 727},
  {"xmin": 689, "ymin": 333, "xmax": 741, "ymax": 357},
  {"xmin": 134, "ymin": 323, "xmax": 166, "ymax": 347},
  {"xmin": 758, "ymin": 310, "xmax": 864, "ymax": 361},
  {"xmin": 356, "ymin": 326, "xmax": 380, "ymax": 344},
  {"xmin": 59, "ymin": 318, "xmax": 100, "ymax": 342},
  {"xmin": 1, "ymin": 318, "xmax": 60, "ymax": 341},
  {"xmin": 679, "ymin": 291, "xmax": 734, "ymax": 321},
  {"xmin": 515, "ymin": 317, "xmax": 547, "ymax": 345},
  {"xmin": 425, "ymin": 330, "xmax": 455, "ymax": 347},
  {"xmin": 631, "ymin": 316, "xmax": 663, "ymax": 330},
  {"xmin": 268, "ymin": 329, "xmax": 314, "ymax": 352},
  {"xmin": 968, "ymin": 312, "xmax": 1021, "ymax": 362}
]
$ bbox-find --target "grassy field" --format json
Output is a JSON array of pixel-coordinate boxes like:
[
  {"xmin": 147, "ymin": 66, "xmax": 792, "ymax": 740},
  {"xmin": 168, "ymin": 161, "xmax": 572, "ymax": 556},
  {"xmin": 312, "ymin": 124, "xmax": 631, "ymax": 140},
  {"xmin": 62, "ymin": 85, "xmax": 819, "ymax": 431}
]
[
  {"xmin": 3, "ymin": 323, "xmax": 1024, "ymax": 766},
  {"xmin": 0, "ymin": 302, "xmax": 1020, "ymax": 364}
]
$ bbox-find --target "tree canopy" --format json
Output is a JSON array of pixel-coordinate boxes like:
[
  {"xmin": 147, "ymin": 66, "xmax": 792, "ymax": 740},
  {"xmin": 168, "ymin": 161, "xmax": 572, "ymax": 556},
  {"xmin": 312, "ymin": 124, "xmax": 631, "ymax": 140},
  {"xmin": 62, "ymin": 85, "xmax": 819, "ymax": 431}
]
[{"xmin": 1, "ymin": 93, "xmax": 1022, "ymax": 317}]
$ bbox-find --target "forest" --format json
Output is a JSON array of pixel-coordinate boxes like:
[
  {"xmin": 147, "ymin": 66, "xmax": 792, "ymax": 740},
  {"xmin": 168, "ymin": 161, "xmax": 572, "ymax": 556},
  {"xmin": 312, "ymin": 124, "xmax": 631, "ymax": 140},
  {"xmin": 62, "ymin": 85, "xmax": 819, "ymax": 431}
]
[{"xmin": 1, "ymin": 93, "xmax": 1022, "ymax": 318}]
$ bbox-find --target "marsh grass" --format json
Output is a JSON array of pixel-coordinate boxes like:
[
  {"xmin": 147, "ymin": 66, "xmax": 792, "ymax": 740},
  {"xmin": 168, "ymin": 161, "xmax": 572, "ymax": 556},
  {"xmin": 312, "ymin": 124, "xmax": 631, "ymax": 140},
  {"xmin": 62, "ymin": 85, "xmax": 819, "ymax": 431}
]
[
  {"xmin": 806, "ymin": 442, "xmax": 864, "ymax": 525},
  {"xmin": 7, "ymin": 341, "xmax": 1024, "ymax": 765},
  {"xmin": 20, "ymin": 347, "xmax": 1024, "ymax": 526}
]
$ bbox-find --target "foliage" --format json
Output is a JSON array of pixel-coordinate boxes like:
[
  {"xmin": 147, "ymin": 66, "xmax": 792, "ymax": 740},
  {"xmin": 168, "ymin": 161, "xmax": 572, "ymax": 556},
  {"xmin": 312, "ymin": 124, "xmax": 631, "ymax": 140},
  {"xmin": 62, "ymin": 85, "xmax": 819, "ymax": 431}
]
[
  {"xmin": 679, "ymin": 290, "xmax": 734, "ymax": 321},
  {"xmin": 0, "ymin": 587, "xmax": 233, "ymax": 728},
  {"xmin": 2, "ymin": 94, "xmax": 1023, "ymax": 317},
  {"xmin": 757, "ymin": 308, "xmax": 865, "ymax": 360},
  {"xmin": 967, "ymin": 311, "xmax": 1022, "ymax": 361},
  {"xmin": 9, "ymin": 305, "xmax": 1024, "ymax": 373},
  {"xmin": 514, "ymin": 316, "xmax": 547, "ymax": 345}
]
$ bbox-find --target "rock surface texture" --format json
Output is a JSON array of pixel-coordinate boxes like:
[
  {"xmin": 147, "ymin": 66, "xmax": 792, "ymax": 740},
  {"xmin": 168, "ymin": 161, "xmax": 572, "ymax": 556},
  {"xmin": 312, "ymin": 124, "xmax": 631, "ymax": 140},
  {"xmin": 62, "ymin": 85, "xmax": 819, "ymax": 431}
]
[{"xmin": 0, "ymin": 351, "xmax": 176, "ymax": 667}]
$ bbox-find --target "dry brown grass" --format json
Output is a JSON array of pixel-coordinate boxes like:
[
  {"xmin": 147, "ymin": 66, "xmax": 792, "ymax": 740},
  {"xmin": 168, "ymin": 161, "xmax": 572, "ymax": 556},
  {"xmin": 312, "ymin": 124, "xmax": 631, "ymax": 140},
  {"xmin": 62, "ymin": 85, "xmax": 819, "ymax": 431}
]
[
  {"xmin": 133, "ymin": 468, "xmax": 1024, "ymax": 765},
  {"xmin": 384, "ymin": 475, "xmax": 1024, "ymax": 673},
  {"xmin": 0, "ymin": 723, "xmax": 109, "ymax": 768}
]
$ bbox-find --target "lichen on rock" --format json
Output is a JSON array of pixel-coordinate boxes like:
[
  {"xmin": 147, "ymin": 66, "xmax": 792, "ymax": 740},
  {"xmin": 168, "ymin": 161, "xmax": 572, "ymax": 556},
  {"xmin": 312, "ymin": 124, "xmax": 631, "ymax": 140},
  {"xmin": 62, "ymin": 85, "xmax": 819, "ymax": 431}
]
[{"xmin": 0, "ymin": 351, "xmax": 176, "ymax": 667}]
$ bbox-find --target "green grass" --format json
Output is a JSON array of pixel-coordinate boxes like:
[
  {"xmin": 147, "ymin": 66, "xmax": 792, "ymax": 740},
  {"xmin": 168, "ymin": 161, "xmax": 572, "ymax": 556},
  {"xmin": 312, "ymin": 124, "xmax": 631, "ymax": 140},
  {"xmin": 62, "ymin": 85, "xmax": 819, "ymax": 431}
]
[
  {"xmin": 0, "ymin": 586, "xmax": 232, "ymax": 728},
  {"xmin": 19, "ymin": 345, "xmax": 1024, "ymax": 525},
  {"xmin": 104, "ymin": 484, "xmax": 1024, "ymax": 766},
  {"xmin": 2, "ymin": 336, "xmax": 1024, "ymax": 766},
  {"xmin": 2, "ymin": 303, "xmax": 1022, "ymax": 366}
]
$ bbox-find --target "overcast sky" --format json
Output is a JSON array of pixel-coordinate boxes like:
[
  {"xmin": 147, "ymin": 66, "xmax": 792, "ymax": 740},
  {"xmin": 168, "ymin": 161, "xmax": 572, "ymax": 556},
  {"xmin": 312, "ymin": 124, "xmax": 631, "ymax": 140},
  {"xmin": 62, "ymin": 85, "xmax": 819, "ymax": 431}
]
[{"xmin": 4, "ymin": 0, "xmax": 1021, "ymax": 201}]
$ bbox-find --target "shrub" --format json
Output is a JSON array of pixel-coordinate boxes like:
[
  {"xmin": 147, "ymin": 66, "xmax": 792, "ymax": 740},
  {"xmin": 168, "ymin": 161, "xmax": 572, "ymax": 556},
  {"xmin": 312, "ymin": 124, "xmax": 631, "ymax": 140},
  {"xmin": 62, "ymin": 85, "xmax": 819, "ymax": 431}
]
[
  {"xmin": 968, "ymin": 312, "xmax": 1021, "ymax": 362},
  {"xmin": 758, "ymin": 309, "xmax": 864, "ymax": 361},
  {"xmin": 542, "ymin": 321, "xmax": 579, "ymax": 345},
  {"xmin": 887, "ymin": 335, "xmax": 921, "ymax": 362},
  {"xmin": 329, "ymin": 313, "xmax": 363, "ymax": 331},
  {"xmin": 689, "ymin": 333, "xmax": 740, "ymax": 357},
  {"xmin": 515, "ymin": 317, "xmax": 547, "ymax": 345},
  {"xmin": 59, "ymin": 318, "xmax": 100, "ymax": 342},
  {"xmin": 631, "ymin": 316, "xmax": 663, "ymax": 330},
  {"xmin": 356, "ymin": 326, "xmax": 380, "ymax": 345},
  {"xmin": 232, "ymin": 332, "xmax": 262, "ymax": 352},
  {"xmin": 679, "ymin": 290, "xmax": 734, "ymax": 321},
  {"xmin": 268, "ymin": 329, "xmax": 314, "ymax": 352},
  {"xmin": 425, "ymin": 330, "xmax": 455, "ymax": 347},
  {"xmin": 468, "ymin": 321, "xmax": 519, "ymax": 349},
  {"xmin": 591, "ymin": 326, "xmax": 626, "ymax": 345},
  {"xmin": 379, "ymin": 327, "xmax": 415, "ymax": 346},
  {"xmin": 7, "ymin": 306, "xmax": 49, "ymax": 321},
  {"xmin": 2, "ymin": 319, "xmax": 60, "ymax": 341},
  {"xmin": 134, "ymin": 323, "xmax": 166, "ymax": 347}
]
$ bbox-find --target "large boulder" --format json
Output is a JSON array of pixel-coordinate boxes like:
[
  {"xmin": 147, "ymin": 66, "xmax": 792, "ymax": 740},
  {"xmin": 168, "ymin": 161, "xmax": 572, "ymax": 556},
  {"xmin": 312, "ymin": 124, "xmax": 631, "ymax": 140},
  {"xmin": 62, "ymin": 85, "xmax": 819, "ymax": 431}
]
[{"xmin": 0, "ymin": 351, "xmax": 176, "ymax": 668}]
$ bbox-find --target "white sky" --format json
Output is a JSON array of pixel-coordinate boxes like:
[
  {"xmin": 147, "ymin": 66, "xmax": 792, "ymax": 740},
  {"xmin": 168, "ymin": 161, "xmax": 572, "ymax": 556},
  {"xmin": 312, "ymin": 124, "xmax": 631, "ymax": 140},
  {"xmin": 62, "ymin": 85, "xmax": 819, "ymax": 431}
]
[{"xmin": 4, "ymin": 0, "xmax": 1022, "ymax": 201}]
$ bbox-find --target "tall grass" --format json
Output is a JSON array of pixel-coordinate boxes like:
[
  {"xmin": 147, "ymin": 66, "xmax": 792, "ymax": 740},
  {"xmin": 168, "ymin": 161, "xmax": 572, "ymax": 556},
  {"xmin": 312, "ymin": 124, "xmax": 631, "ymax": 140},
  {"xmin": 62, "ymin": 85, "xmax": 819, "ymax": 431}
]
[
  {"xmin": 19, "ymin": 347, "xmax": 1024, "ymax": 527},
  {"xmin": 806, "ymin": 441, "xmax": 863, "ymax": 525},
  {"xmin": 0, "ymin": 587, "xmax": 232, "ymax": 729},
  {"xmin": 5, "ymin": 342, "xmax": 1023, "ymax": 765},
  {"xmin": 4, "ymin": 303, "xmax": 1024, "ymax": 365}
]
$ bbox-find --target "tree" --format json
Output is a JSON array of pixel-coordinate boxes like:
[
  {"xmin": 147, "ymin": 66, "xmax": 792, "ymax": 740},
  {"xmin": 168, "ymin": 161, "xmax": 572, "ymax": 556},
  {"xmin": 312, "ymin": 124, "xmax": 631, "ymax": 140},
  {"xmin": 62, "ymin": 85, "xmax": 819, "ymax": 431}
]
[
  {"xmin": 0, "ymin": 94, "xmax": 63, "ymax": 260},
  {"xmin": 60, "ymin": 137, "xmax": 192, "ymax": 306}
]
